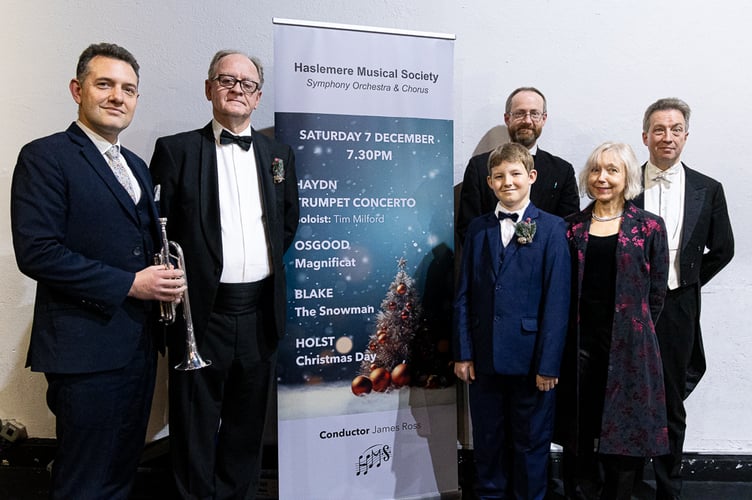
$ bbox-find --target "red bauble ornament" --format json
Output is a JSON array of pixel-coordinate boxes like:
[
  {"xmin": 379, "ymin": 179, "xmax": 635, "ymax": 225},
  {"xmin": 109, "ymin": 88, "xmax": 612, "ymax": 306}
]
[
  {"xmin": 405, "ymin": 302, "xmax": 413, "ymax": 310},
  {"xmin": 388, "ymin": 301, "xmax": 397, "ymax": 310},
  {"xmin": 370, "ymin": 367, "xmax": 391, "ymax": 392},
  {"xmin": 377, "ymin": 332, "xmax": 388, "ymax": 344},
  {"xmin": 368, "ymin": 341, "xmax": 377, "ymax": 351},
  {"xmin": 400, "ymin": 310, "xmax": 410, "ymax": 320},
  {"xmin": 351, "ymin": 375, "xmax": 373, "ymax": 396},
  {"xmin": 391, "ymin": 363, "xmax": 411, "ymax": 388},
  {"xmin": 396, "ymin": 283, "xmax": 407, "ymax": 295}
]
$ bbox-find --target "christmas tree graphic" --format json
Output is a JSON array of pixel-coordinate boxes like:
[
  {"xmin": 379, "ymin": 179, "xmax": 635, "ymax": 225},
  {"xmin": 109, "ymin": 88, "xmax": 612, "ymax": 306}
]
[{"xmin": 351, "ymin": 257, "xmax": 453, "ymax": 395}]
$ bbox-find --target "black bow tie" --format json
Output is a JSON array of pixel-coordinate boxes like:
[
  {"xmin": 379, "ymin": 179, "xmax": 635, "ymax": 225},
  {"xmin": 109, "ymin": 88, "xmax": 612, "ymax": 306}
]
[
  {"xmin": 220, "ymin": 130, "xmax": 253, "ymax": 151},
  {"xmin": 497, "ymin": 211, "xmax": 519, "ymax": 222}
]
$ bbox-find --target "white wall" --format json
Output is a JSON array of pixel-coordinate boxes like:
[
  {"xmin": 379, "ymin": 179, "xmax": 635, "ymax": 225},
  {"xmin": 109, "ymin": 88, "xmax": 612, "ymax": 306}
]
[{"xmin": 1, "ymin": 0, "xmax": 749, "ymax": 453}]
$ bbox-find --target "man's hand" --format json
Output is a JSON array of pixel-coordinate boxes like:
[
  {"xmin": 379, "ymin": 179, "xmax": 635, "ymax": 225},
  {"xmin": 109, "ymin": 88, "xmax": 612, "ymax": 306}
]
[
  {"xmin": 128, "ymin": 264, "xmax": 185, "ymax": 302},
  {"xmin": 536, "ymin": 374, "xmax": 558, "ymax": 392},
  {"xmin": 454, "ymin": 361, "xmax": 476, "ymax": 384}
]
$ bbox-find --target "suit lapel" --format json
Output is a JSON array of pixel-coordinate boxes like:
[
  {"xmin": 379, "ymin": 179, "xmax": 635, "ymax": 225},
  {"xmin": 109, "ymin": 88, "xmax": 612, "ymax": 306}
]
[
  {"xmin": 499, "ymin": 204, "xmax": 539, "ymax": 273},
  {"xmin": 482, "ymin": 213, "xmax": 502, "ymax": 279},
  {"xmin": 532, "ymin": 152, "xmax": 551, "ymax": 190},
  {"xmin": 198, "ymin": 123, "xmax": 223, "ymax": 265},
  {"xmin": 640, "ymin": 162, "xmax": 706, "ymax": 254},
  {"xmin": 124, "ymin": 150, "xmax": 149, "ymax": 195},
  {"xmin": 122, "ymin": 147, "xmax": 160, "ymax": 233},
  {"xmin": 252, "ymin": 130, "xmax": 275, "ymax": 225},
  {"xmin": 68, "ymin": 125, "xmax": 139, "ymax": 222},
  {"xmin": 681, "ymin": 166, "xmax": 705, "ymax": 253},
  {"xmin": 635, "ymin": 163, "xmax": 647, "ymax": 209}
]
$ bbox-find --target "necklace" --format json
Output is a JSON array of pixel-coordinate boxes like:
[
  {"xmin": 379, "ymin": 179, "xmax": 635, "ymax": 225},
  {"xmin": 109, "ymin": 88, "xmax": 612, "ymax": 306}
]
[{"xmin": 591, "ymin": 211, "xmax": 623, "ymax": 222}]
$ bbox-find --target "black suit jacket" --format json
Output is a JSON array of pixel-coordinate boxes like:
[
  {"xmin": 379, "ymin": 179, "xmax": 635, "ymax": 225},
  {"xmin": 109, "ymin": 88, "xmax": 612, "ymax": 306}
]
[
  {"xmin": 635, "ymin": 162, "xmax": 734, "ymax": 390},
  {"xmin": 456, "ymin": 147, "xmax": 579, "ymax": 244},
  {"xmin": 11, "ymin": 123, "xmax": 159, "ymax": 374},
  {"xmin": 149, "ymin": 123, "xmax": 299, "ymax": 350}
]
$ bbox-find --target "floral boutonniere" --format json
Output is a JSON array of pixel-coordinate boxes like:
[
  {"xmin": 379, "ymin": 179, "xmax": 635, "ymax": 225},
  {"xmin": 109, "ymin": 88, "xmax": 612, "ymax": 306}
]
[
  {"xmin": 515, "ymin": 218, "xmax": 536, "ymax": 244},
  {"xmin": 272, "ymin": 157, "xmax": 285, "ymax": 183}
]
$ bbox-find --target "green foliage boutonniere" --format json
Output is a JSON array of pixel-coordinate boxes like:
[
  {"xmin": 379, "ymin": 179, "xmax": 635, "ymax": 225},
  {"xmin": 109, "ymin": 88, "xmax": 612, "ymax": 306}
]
[
  {"xmin": 272, "ymin": 158, "xmax": 285, "ymax": 183},
  {"xmin": 515, "ymin": 218, "xmax": 536, "ymax": 244}
]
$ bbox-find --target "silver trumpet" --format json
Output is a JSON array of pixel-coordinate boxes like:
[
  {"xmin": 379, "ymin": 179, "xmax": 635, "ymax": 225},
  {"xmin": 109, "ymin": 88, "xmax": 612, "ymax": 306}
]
[{"xmin": 156, "ymin": 217, "xmax": 212, "ymax": 371}]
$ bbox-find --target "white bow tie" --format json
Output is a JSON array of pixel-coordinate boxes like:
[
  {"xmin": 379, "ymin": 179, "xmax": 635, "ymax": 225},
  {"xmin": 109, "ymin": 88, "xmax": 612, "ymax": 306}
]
[{"xmin": 653, "ymin": 169, "xmax": 677, "ymax": 184}]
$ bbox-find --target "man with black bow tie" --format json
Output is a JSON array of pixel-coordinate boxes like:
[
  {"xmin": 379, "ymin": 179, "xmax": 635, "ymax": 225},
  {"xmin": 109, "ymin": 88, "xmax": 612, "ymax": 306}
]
[
  {"xmin": 150, "ymin": 50, "xmax": 299, "ymax": 499},
  {"xmin": 637, "ymin": 97, "xmax": 734, "ymax": 500},
  {"xmin": 456, "ymin": 87, "xmax": 580, "ymax": 245}
]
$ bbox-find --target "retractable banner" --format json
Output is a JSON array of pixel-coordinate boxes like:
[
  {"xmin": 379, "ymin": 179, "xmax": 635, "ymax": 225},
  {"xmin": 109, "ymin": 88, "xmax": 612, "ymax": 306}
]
[{"xmin": 274, "ymin": 19, "xmax": 457, "ymax": 499}]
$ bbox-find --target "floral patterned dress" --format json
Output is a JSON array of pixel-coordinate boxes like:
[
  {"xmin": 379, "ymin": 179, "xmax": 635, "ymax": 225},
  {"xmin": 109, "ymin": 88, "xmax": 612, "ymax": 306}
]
[{"xmin": 559, "ymin": 200, "xmax": 670, "ymax": 457}]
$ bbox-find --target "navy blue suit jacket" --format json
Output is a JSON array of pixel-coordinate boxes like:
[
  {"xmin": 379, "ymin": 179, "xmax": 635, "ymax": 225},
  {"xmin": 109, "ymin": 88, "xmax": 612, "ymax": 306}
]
[
  {"xmin": 11, "ymin": 123, "xmax": 160, "ymax": 374},
  {"xmin": 454, "ymin": 203, "xmax": 571, "ymax": 377}
]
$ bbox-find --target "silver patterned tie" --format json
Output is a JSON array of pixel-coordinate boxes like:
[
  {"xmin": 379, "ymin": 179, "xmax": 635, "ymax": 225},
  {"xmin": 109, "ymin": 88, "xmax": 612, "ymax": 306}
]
[{"xmin": 105, "ymin": 145, "xmax": 138, "ymax": 203}]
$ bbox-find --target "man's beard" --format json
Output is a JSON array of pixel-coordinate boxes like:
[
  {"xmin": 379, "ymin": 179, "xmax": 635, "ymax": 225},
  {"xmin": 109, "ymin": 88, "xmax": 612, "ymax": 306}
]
[{"xmin": 509, "ymin": 125, "xmax": 540, "ymax": 148}]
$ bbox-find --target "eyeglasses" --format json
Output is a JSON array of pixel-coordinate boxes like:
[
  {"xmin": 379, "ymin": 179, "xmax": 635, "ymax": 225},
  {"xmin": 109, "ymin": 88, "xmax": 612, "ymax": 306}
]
[
  {"xmin": 212, "ymin": 74, "xmax": 260, "ymax": 94},
  {"xmin": 508, "ymin": 110, "xmax": 545, "ymax": 122}
]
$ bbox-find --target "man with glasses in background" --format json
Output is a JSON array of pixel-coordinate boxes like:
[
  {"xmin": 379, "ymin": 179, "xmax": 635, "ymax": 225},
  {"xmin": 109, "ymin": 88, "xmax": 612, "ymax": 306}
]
[
  {"xmin": 455, "ymin": 86, "xmax": 579, "ymax": 499},
  {"xmin": 150, "ymin": 50, "xmax": 299, "ymax": 499},
  {"xmin": 456, "ymin": 86, "xmax": 579, "ymax": 244}
]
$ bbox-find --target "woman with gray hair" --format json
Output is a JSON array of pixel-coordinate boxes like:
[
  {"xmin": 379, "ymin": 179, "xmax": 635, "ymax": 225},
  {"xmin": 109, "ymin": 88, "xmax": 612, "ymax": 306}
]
[{"xmin": 558, "ymin": 142, "xmax": 670, "ymax": 499}]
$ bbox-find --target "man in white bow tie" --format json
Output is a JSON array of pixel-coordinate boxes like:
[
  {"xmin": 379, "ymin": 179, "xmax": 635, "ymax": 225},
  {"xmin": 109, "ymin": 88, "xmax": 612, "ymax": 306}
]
[{"xmin": 637, "ymin": 97, "xmax": 734, "ymax": 500}]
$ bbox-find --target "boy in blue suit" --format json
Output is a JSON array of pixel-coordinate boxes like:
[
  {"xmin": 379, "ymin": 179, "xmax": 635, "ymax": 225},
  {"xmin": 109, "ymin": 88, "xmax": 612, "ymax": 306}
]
[{"xmin": 454, "ymin": 142, "xmax": 571, "ymax": 499}]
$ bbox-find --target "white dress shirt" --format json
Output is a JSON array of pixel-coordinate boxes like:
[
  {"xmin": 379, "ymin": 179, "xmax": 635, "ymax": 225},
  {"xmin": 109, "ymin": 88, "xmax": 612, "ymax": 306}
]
[
  {"xmin": 212, "ymin": 120, "xmax": 271, "ymax": 283},
  {"xmin": 496, "ymin": 201, "xmax": 529, "ymax": 247},
  {"xmin": 644, "ymin": 161, "xmax": 684, "ymax": 289},
  {"xmin": 76, "ymin": 120, "xmax": 142, "ymax": 202}
]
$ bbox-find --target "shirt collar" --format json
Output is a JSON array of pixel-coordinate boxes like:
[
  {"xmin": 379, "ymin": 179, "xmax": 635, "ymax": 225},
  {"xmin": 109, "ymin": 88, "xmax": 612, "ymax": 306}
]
[
  {"xmin": 76, "ymin": 120, "xmax": 120, "ymax": 155},
  {"xmin": 646, "ymin": 160, "xmax": 682, "ymax": 178},
  {"xmin": 212, "ymin": 119, "xmax": 252, "ymax": 144},
  {"xmin": 496, "ymin": 200, "xmax": 530, "ymax": 220}
]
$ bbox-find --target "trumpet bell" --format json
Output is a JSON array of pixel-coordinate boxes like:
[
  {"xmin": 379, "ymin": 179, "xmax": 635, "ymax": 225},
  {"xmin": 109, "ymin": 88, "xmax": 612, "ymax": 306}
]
[{"xmin": 174, "ymin": 351, "xmax": 212, "ymax": 371}]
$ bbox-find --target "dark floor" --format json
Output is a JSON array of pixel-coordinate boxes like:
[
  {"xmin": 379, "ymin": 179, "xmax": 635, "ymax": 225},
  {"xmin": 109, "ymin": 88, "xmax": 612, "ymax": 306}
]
[
  {"xmin": 456, "ymin": 450, "xmax": 752, "ymax": 500},
  {"xmin": 545, "ymin": 478, "xmax": 752, "ymax": 500},
  {"xmin": 3, "ymin": 472, "xmax": 751, "ymax": 500},
  {"xmin": 2, "ymin": 440, "xmax": 751, "ymax": 499},
  {"xmin": 0, "ymin": 438, "xmax": 175, "ymax": 500}
]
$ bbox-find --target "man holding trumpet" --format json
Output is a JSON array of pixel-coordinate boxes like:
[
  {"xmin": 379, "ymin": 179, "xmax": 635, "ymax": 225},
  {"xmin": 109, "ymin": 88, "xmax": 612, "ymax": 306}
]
[
  {"xmin": 150, "ymin": 50, "xmax": 299, "ymax": 499},
  {"xmin": 10, "ymin": 43, "xmax": 185, "ymax": 499}
]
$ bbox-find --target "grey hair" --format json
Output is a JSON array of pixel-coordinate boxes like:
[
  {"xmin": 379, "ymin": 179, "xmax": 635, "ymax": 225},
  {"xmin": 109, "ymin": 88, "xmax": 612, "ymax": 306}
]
[
  {"xmin": 207, "ymin": 50, "xmax": 264, "ymax": 89},
  {"xmin": 579, "ymin": 142, "xmax": 643, "ymax": 201},
  {"xmin": 642, "ymin": 97, "xmax": 691, "ymax": 133}
]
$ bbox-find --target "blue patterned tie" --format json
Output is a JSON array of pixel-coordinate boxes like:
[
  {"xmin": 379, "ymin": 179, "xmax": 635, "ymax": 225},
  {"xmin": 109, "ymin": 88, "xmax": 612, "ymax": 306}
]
[{"xmin": 105, "ymin": 146, "xmax": 138, "ymax": 203}]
